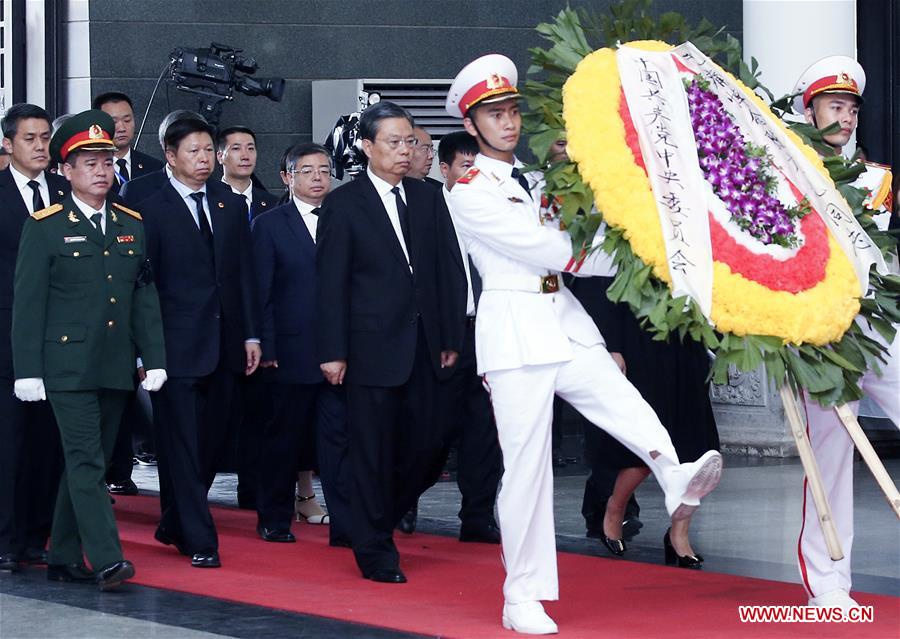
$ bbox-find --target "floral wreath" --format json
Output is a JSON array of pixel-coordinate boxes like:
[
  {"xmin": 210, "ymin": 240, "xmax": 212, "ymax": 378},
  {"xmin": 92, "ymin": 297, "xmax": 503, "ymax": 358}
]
[{"xmin": 523, "ymin": 4, "xmax": 900, "ymax": 406}]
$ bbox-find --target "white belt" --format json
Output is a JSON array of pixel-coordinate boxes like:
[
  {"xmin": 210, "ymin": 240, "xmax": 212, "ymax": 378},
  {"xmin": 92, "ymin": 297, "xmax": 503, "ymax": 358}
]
[{"xmin": 481, "ymin": 273, "xmax": 563, "ymax": 294}]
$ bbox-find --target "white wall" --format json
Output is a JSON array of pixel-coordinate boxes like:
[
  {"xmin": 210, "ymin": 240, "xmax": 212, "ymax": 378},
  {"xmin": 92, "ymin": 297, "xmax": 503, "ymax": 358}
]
[{"xmin": 64, "ymin": 0, "xmax": 91, "ymax": 112}]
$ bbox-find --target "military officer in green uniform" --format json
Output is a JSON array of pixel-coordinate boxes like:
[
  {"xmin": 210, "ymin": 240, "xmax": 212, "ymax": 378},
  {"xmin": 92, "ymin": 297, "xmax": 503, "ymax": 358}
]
[{"xmin": 11, "ymin": 110, "xmax": 167, "ymax": 590}]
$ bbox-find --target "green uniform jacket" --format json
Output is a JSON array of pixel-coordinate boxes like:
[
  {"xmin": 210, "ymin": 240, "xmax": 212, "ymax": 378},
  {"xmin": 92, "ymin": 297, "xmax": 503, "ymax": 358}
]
[{"xmin": 11, "ymin": 194, "xmax": 165, "ymax": 391}]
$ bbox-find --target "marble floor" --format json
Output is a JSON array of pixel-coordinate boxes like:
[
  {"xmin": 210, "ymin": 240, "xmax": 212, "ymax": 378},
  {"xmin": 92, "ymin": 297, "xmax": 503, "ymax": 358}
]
[{"xmin": 1, "ymin": 454, "xmax": 898, "ymax": 638}]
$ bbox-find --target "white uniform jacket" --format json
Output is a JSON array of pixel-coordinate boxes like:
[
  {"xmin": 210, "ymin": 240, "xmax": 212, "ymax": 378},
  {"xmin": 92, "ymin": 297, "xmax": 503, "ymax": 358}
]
[{"xmin": 449, "ymin": 154, "xmax": 614, "ymax": 374}]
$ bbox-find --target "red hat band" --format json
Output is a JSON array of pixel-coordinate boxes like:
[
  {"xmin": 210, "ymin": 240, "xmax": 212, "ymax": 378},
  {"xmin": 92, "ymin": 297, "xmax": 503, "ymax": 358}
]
[
  {"xmin": 802, "ymin": 73, "xmax": 861, "ymax": 108},
  {"xmin": 60, "ymin": 124, "xmax": 115, "ymax": 161},
  {"xmin": 460, "ymin": 74, "xmax": 517, "ymax": 117}
]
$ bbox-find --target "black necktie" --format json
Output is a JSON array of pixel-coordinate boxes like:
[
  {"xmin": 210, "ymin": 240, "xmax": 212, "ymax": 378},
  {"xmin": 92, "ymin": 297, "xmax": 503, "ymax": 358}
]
[
  {"xmin": 510, "ymin": 167, "xmax": 532, "ymax": 200},
  {"xmin": 310, "ymin": 207, "xmax": 320, "ymax": 216},
  {"xmin": 116, "ymin": 158, "xmax": 130, "ymax": 183},
  {"xmin": 90, "ymin": 212, "xmax": 103, "ymax": 233},
  {"xmin": 26, "ymin": 180, "xmax": 45, "ymax": 212},
  {"xmin": 189, "ymin": 192, "xmax": 214, "ymax": 253},
  {"xmin": 390, "ymin": 186, "xmax": 412, "ymax": 252}
]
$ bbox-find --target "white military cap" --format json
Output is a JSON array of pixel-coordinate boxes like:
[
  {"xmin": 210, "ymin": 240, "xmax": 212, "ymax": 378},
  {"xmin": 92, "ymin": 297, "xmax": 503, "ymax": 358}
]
[
  {"xmin": 792, "ymin": 55, "xmax": 865, "ymax": 114},
  {"xmin": 446, "ymin": 54, "xmax": 520, "ymax": 119}
]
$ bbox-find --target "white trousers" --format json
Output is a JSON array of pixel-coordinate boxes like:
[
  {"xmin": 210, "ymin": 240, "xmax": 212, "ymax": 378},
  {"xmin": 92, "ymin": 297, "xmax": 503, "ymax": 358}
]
[
  {"xmin": 799, "ymin": 330, "xmax": 899, "ymax": 597},
  {"xmin": 484, "ymin": 342, "xmax": 680, "ymax": 604}
]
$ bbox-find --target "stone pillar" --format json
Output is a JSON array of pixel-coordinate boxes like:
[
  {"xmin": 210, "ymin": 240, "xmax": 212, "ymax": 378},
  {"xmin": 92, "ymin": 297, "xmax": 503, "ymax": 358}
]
[{"xmin": 710, "ymin": 0, "xmax": 857, "ymax": 456}]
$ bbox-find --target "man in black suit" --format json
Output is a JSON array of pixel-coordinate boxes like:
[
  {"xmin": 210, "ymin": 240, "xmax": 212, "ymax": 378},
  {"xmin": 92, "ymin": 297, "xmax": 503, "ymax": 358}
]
[
  {"xmin": 93, "ymin": 92, "xmax": 165, "ymax": 193},
  {"xmin": 120, "ymin": 110, "xmax": 207, "ymax": 208},
  {"xmin": 251, "ymin": 142, "xmax": 351, "ymax": 546},
  {"xmin": 216, "ymin": 125, "xmax": 278, "ymax": 510},
  {"xmin": 317, "ymin": 101, "xmax": 465, "ymax": 583},
  {"xmin": 0, "ymin": 104, "xmax": 68, "ymax": 572},
  {"xmin": 141, "ymin": 118, "xmax": 260, "ymax": 568},
  {"xmin": 217, "ymin": 126, "xmax": 278, "ymax": 219}
]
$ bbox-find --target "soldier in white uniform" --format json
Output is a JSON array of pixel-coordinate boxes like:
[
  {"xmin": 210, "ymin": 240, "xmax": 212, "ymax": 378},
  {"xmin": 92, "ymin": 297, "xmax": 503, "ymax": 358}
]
[
  {"xmin": 446, "ymin": 54, "xmax": 723, "ymax": 635},
  {"xmin": 792, "ymin": 55, "xmax": 899, "ymax": 612}
]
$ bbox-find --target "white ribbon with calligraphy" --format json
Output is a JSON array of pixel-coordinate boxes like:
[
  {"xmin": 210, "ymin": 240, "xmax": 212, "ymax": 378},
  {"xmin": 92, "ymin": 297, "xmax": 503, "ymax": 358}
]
[
  {"xmin": 670, "ymin": 42, "xmax": 885, "ymax": 292},
  {"xmin": 616, "ymin": 45, "xmax": 714, "ymax": 316}
]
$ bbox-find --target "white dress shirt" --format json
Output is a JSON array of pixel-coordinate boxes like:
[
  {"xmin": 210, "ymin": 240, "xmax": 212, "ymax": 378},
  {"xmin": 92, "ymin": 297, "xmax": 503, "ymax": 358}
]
[
  {"xmin": 367, "ymin": 166, "xmax": 411, "ymax": 269},
  {"xmin": 170, "ymin": 176, "xmax": 213, "ymax": 233},
  {"xmin": 292, "ymin": 196, "xmax": 319, "ymax": 243},
  {"xmin": 443, "ymin": 186, "xmax": 475, "ymax": 316},
  {"xmin": 223, "ymin": 176, "xmax": 253, "ymax": 211},
  {"xmin": 71, "ymin": 193, "xmax": 106, "ymax": 234},
  {"xmin": 9, "ymin": 164, "xmax": 50, "ymax": 214}
]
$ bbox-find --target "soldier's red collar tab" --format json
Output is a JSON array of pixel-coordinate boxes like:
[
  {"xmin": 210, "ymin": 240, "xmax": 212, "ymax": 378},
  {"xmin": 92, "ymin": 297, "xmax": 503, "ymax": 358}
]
[{"xmin": 456, "ymin": 166, "xmax": 480, "ymax": 185}]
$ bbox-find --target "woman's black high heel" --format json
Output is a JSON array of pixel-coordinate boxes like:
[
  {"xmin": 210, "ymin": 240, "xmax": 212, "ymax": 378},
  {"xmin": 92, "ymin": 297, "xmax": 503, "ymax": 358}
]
[
  {"xmin": 663, "ymin": 528, "xmax": 702, "ymax": 569},
  {"xmin": 601, "ymin": 534, "xmax": 627, "ymax": 556}
]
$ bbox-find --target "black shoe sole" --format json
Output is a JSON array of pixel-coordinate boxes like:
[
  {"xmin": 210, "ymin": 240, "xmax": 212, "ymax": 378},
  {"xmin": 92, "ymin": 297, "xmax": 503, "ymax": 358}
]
[{"xmin": 97, "ymin": 563, "xmax": 135, "ymax": 591}]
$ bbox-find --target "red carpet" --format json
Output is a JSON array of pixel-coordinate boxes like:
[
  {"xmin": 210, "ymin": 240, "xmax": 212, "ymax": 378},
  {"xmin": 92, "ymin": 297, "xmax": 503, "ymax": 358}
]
[{"xmin": 114, "ymin": 495, "xmax": 898, "ymax": 638}]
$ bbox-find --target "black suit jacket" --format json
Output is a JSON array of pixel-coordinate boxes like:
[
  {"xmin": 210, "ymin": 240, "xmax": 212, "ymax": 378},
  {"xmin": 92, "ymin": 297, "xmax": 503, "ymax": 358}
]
[
  {"xmin": 120, "ymin": 168, "xmax": 168, "ymax": 208},
  {"xmin": 250, "ymin": 186, "xmax": 278, "ymax": 220},
  {"xmin": 251, "ymin": 202, "xmax": 322, "ymax": 385},
  {"xmin": 130, "ymin": 149, "xmax": 165, "ymax": 180},
  {"xmin": 316, "ymin": 174, "xmax": 465, "ymax": 387},
  {"xmin": 0, "ymin": 169, "xmax": 70, "ymax": 378},
  {"xmin": 141, "ymin": 179, "xmax": 259, "ymax": 378}
]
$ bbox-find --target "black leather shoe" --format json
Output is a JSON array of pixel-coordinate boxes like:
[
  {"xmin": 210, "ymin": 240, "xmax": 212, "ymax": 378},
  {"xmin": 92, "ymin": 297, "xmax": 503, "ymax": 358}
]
[
  {"xmin": 365, "ymin": 568, "xmax": 407, "ymax": 583},
  {"xmin": 23, "ymin": 548, "xmax": 49, "ymax": 565},
  {"xmin": 96, "ymin": 560, "xmax": 135, "ymax": 590},
  {"xmin": 663, "ymin": 528, "xmax": 702, "ymax": 569},
  {"xmin": 622, "ymin": 516, "xmax": 644, "ymax": 541},
  {"xmin": 47, "ymin": 563, "xmax": 95, "ymax": 583},
  {"xmin": 191, "ymin": 552, "xmax": 221, "ymax": 568},
  {"xmin": 329, "ymin": 537, "xmax": 352, "ymax": 548},
  {"xmin": 257, "ymin": 525, "xmax": 296, "ymax": 543},
  {"xmin": 0, "ymin": 553, "xmax": 19, "ymax": 572},
  {"xmin": 397, "ymin": 506, "xmax": 417, "ymax": 534},
  {"xmin": 133, "ymin": 452, "xmax": 157, "ymax": 466},
  {"xmin": 459, "ymin": 523, "xmax": 501, "ymax": 544},
  {"xmin": 107, "ymin": 479, "xmax": 139, "ymax": 496}
]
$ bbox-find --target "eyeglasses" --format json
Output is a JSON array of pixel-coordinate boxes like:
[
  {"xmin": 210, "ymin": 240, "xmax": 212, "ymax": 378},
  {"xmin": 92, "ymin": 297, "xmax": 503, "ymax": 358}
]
[
  {"xmin": 376, "ymin": 136, "xmax": 419, "ymax": 150},
  {"xmin": 289, "ymin": 167, "xmax": 331, "ymax": 177}
]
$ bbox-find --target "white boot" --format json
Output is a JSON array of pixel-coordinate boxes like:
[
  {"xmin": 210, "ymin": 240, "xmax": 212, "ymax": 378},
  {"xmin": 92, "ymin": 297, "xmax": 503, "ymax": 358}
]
[
  {"xmin": 809, "ymin": 589, "xmax": 859, "ymax": 612},
  {"xmin": 662, "ymin": 450, "xmax": 723, "ymax": 520},
  {"xmin": 502, "ymin": 601, "xmax": 559, "ymax": 635}
]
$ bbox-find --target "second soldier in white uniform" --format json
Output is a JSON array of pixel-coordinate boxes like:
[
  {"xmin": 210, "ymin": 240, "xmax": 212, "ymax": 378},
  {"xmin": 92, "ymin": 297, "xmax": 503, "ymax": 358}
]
[{"xmin": 791, "ymin": 55, "xmax": 899, "ymax": 612}]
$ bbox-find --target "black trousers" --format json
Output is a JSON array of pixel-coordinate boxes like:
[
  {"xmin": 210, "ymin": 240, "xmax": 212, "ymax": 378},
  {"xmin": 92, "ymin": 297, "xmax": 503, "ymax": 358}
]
[
  {"xmin": 235, "ymin": 371, "xmax": 268, "ymax": 506},
  {"xmin": 106, "ymin": 384, "xmax": 153, "ymax": 483},
  {"xmin": 0, "ymin": 378, "xmax": 63, "ymax": 557},
  {"xmin": 346, "ymin": 327, "xmax": 446, "ymax": 575},
  {"xmin": 152, "ymin": 365, "xmax": 235, "ymax": 555},
  {"xmin": 256, "ymin": 379, "xmax": 348, "ymax": 533},
  {"xmin": 443, "ymin": 319, "xmax": 501, "ymax": 528}
]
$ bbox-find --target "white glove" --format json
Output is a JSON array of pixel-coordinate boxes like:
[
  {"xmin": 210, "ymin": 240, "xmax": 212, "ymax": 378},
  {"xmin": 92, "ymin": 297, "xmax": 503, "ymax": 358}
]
[
  {"xmin": 14, "ymin": 378, "xmax": 46, "ymax": 402},
  {"xmin": 141, "ymin": 369, "xmax": 167, "ymax": 392}
]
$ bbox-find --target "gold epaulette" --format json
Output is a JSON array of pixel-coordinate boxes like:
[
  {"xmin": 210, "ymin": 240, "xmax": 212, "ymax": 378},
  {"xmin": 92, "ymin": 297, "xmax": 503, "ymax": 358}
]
[
  {"xmin": 456, "ymin": 167, "xmax": 481, "ymax": 185},
  {"xmin": 864, "ymin": 160, "xmax": 892, "ymax": 171},
  {"xmin": 31, "ymin": 203, "xmax": 63, "ymax": 220},
  {"xmin": 112, "ymin": 202, "xmax": 142, "ymax": 220}
]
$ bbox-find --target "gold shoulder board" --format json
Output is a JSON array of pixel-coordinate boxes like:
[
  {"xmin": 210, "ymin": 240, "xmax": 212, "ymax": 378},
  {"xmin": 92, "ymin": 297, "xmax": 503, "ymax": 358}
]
[
  {"xmin": 112, "ymin": 202, "xmax": 142, "ymax": 220},
  {"xmin": 31, "ymin": 203, "xmax": 63, "ymax": 220}
]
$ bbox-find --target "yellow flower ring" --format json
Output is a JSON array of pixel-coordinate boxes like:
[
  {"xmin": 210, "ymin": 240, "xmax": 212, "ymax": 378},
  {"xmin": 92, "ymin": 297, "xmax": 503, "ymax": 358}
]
[{"xmin": 563, "ymin": 41, "xmax": 860, "ymax": 345}]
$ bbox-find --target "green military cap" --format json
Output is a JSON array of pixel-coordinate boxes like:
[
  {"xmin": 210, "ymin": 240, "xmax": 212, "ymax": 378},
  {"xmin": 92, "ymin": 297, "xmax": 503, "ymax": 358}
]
[{"xmin": 50, "ymin": 109, "xmax": 117, "ymax": 164}]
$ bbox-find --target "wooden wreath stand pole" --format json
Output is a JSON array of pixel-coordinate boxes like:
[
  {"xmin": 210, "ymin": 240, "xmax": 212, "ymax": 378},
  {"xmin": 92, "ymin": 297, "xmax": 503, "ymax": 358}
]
[
  {"xmin": 833, "ymin": 404, "xmax": 900, "ymax": 519},
  {"xmin": 779, "ymin": 385, "xmax": 844, "ymax": 561}
]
